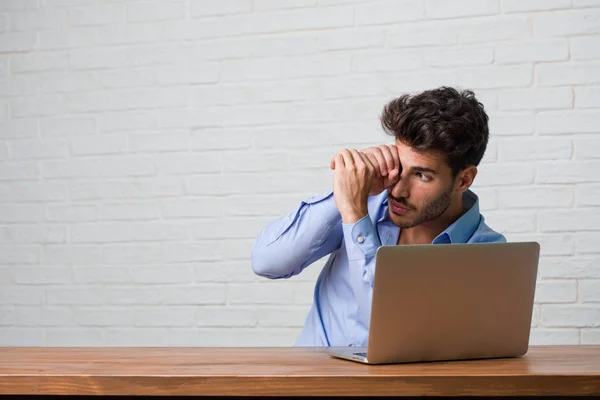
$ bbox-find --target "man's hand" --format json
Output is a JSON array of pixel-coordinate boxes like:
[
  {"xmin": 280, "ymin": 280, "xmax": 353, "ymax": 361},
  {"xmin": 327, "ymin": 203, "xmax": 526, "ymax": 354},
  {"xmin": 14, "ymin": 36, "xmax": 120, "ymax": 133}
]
[
  {"xmin": 360, "ymin": 144, "xmax": 401, "ymax": 195},
  {"xmin": 330, "ymin": 144, "xmax": 401, "ymax": 193},
  {"xmin": 330, "ymin": 149, "xmax": 376, "ymax": 224}
]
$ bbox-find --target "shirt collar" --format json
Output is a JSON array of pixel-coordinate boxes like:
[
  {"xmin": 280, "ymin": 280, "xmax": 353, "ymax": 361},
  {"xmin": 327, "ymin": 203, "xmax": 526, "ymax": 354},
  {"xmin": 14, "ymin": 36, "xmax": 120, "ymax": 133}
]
[{"xmin": 378, "ymin": 189, "xmax": 481, "ymax": 244}]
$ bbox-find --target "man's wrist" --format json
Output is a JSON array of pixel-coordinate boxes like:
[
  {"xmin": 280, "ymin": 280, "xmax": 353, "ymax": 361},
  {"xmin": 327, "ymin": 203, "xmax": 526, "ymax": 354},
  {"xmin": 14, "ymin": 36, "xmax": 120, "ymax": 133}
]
[{"xmin": 340, "ymin": 208, "xmax": 368, "ymax": 224}]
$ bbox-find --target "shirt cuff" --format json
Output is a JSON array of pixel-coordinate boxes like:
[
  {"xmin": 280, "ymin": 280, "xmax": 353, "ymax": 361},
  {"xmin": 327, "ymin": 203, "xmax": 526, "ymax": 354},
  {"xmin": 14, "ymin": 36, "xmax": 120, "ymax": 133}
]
[{"xmin": 342, "ymin": 215, "xmax": 382, "ymax": 261}]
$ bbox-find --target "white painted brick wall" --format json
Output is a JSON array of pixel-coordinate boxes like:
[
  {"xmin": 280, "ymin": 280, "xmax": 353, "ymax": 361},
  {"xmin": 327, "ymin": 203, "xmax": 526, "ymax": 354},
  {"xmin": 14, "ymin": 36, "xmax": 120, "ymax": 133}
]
[{"xmin": 0, "ymin": 0, "xmax": 599, "ymax": 347}]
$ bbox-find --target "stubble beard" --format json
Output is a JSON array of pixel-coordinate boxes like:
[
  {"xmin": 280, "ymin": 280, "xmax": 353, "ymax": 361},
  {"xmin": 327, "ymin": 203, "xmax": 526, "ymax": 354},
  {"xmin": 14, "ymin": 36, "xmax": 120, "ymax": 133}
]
[{"xmin": 389, "ymin": 184, "xmax": 455, "ymax": 229}]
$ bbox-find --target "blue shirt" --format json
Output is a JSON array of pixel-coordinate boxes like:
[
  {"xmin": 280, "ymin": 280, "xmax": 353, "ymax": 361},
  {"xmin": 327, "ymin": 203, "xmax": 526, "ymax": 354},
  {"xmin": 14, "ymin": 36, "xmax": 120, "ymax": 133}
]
[{"xmin": 251, "ymin": 189, "xmax": 506, "ymax": 346}]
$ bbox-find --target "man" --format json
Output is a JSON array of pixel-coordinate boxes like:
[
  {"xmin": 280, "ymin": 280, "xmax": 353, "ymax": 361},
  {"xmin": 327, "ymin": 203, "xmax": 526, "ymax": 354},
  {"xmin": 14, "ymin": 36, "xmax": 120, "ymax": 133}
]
[{"xmin": 251, "ymin": 86, "xmax": 506, "ymax": 347}]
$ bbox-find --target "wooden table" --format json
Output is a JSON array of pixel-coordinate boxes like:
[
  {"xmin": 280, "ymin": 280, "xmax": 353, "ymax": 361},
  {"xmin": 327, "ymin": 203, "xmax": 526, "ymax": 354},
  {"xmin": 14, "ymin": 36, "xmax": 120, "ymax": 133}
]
[{"xmin": 1, "ymin": 346, "xmax": 599, "ymax": 398}]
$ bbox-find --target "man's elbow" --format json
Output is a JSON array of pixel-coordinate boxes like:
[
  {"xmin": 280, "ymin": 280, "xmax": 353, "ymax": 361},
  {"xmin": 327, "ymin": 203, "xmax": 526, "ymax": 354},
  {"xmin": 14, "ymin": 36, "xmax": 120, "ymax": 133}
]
[
  {"xmin": 251, "ymin": 252, "xmax": 274, "ymax": 279},
  {"xmin": 251, "ymin": 242, "xmax": 279, "ymax": 279},
  {"xmin": 251, "ymin": 241, "xmax": 296, "ymax": 279}
]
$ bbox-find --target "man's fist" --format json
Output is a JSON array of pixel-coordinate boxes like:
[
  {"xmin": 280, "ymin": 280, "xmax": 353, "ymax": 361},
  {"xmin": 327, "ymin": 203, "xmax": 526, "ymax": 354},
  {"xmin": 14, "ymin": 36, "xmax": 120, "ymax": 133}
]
[
  {"xmin": 361, "ymin": 144, "xmax": 401, "ymax": 195},
  {"xmin": 330, "ymin": 149, "xmax": 376, "ymax": 223},
  {"xmin": 330, "ymin": 144, "xmax": 401, "ymax": 197}
]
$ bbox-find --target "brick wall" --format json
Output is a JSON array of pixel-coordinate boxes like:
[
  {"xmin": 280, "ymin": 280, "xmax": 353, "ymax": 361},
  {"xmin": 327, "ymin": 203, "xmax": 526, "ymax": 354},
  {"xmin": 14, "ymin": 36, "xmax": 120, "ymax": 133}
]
[{"xmin": 1, "ymin": 0, "xmax": 599, "ymax": 346}]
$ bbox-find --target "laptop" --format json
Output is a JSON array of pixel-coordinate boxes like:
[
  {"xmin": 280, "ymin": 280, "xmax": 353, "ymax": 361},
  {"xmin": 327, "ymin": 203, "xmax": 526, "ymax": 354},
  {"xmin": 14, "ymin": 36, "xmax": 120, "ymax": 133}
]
[{"xmin": 327, "ymin": 241, "xmax": 540, "ymax": 365}]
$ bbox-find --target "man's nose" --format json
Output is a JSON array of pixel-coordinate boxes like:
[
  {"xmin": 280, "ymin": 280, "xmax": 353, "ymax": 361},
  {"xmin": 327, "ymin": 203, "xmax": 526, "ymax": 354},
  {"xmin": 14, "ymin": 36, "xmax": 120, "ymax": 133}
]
[{"xmin": 389, "ymin": 174, "xmax": 410, "ymax": 199}]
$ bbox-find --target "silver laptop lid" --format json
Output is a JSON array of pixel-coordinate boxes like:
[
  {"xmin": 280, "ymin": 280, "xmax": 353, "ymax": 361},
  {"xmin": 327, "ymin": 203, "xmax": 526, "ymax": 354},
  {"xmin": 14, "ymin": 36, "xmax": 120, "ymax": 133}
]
[{"xmin": 366, "ymin": 242, "xmax": 540, "ymax": 364}]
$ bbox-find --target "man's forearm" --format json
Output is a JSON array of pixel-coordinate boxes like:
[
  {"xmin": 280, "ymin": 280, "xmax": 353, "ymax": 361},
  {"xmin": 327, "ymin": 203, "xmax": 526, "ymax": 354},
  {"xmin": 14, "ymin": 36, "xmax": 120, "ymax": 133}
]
[{"xmin": 251, "ymin": 190, "xmax": 343, "ymax": 279}]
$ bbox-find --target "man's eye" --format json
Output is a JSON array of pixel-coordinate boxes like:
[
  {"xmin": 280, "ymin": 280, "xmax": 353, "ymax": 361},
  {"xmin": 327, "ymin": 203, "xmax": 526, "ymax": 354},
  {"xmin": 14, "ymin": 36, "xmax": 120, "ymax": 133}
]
[{"xmin": 417, "ymin": 172, "xmax": 431, "ymax": 181}]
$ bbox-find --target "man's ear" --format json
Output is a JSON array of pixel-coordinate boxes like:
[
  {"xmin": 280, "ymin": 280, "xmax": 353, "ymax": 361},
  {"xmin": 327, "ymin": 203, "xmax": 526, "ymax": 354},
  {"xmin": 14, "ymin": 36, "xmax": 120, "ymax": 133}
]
[{"xmin": 456, "ymin": 165, "xmax": 477, "ymax": 192}]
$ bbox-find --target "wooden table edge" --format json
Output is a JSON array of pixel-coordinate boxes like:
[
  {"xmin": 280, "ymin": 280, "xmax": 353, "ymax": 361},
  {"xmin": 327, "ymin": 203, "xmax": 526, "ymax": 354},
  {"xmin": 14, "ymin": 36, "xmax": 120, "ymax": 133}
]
[{"xmin": 1, "ymin": 374, "xmax": 599, "ymax": 396}]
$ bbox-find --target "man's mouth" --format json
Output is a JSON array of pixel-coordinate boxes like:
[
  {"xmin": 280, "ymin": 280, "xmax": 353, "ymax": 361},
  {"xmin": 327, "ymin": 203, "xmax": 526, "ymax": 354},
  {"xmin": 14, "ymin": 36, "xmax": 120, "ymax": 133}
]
[{"xmin": 389, "ymin": 199, "xmax": 413, "ymax": 214}]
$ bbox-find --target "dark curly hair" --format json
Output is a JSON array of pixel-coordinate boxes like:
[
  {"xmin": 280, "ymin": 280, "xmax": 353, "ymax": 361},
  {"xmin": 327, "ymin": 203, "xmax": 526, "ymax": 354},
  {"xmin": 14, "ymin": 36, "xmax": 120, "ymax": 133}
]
[{"xmin": 380, "ymin": 86, "xmax": 489, "ymax": 178}]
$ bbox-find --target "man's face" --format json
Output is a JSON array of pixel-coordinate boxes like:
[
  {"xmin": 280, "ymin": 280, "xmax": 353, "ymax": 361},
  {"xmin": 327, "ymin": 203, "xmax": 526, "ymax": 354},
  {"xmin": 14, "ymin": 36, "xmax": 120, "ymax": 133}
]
[{"xmin": 387, "ymin": 141, "xmax": 458, "ymax": 229}]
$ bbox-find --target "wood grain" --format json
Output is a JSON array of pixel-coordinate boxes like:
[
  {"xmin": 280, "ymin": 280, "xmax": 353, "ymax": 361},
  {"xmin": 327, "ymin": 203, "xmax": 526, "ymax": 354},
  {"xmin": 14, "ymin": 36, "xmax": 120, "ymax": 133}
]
[{"xmin": 1, "ymin": 346, "xmax": 599, "ymax": 396}]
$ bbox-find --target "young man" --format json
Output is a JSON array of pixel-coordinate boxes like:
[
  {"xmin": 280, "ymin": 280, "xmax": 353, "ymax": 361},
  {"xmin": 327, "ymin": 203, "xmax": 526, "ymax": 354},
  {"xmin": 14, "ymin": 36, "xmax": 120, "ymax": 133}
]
[{"xmin": 251, "ymin": 86, "xmax": 506, "ymax": 347}]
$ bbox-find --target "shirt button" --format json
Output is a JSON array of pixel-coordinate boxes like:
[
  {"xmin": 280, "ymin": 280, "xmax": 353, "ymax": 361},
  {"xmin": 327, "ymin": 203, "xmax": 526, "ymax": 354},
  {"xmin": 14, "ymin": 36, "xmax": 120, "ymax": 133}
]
[{"xmin": 357, "ymin": 236, "xmax": 365, "ymax": 244}]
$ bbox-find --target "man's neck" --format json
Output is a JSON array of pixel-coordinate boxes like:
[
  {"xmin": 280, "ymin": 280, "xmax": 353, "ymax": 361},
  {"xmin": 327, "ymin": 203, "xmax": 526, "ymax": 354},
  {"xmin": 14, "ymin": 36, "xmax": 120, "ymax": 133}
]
[{"xmin": 398, "ymin": 196, "xmax": 466, "ymax": 245}]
